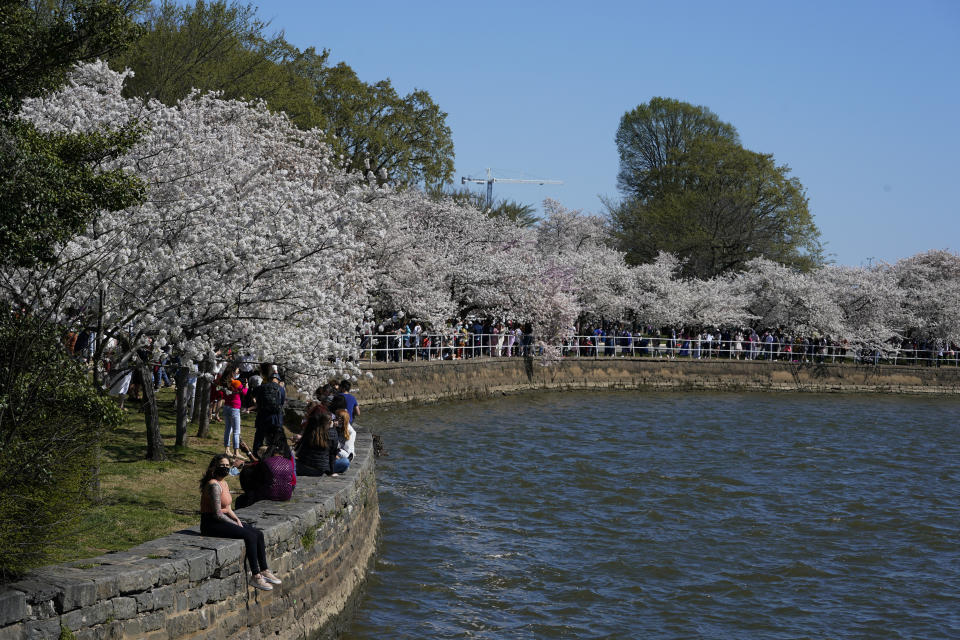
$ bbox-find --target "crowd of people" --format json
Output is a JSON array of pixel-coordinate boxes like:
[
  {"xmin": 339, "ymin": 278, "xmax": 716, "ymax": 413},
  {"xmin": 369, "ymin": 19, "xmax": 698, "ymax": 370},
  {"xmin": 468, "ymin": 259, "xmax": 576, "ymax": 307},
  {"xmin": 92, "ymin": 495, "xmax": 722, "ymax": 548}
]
[
  {"xmin": 360, "ymin": 319, "xmax": 535, "ymax": 362},
  {"xmin": 197, "ymin": 363, "xmax": 360, "ymax": 592},
  {"xmin": 358, "ymin": 320, "xmax": 960, "ymax": 367}
]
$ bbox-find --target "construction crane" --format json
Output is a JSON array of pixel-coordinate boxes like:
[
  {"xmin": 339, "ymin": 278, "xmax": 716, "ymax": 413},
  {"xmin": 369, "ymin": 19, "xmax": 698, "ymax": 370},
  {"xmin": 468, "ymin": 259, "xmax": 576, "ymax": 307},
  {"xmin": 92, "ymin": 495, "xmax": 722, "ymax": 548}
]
[{"xmin": 461, "ymin": 168, "xmax": 562, "ymax": 209}]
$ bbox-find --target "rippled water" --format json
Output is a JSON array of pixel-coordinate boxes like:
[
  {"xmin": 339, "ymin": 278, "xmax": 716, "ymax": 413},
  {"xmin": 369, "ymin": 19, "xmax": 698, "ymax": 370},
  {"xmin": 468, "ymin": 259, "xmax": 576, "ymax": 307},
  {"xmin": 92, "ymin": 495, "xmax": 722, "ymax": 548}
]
[{"xmin": 343, "ymin": 392, "xmax": 960, "ymax": 639}]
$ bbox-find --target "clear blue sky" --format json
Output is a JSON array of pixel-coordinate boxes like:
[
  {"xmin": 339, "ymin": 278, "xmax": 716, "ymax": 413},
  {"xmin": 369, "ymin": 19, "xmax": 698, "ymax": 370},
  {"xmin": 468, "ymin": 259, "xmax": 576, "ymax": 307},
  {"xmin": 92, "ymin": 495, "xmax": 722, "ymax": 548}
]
[{"xmin": 261, "ymin": 0, "xmax": 958, "ymax": 267}]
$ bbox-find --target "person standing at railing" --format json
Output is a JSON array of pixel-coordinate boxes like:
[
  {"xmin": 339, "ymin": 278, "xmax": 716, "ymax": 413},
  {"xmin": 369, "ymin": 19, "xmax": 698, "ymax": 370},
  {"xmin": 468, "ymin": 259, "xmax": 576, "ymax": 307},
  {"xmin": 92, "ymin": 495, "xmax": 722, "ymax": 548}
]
[
  {"xmin": 402, "ymin": 324, "xmax": 413, "ymax": 360},
  {"xmin": 506, "ymin": 321, "xmax": 517, "ymax": 357},
  {"xmin": 520, "ymin": 323, "xmax": 531, "ymax": 357},
  {"xmin": 471, "ymin": 320, "xmax": 482, "ymax": 358},
  {"xmin": 412, "ymin": 322, "xmax": 422, "ymax": 360},
  {"xmin": 392, "ymin": 327, "xmax": 403, "ymax": 362},
  {"xmin": 359, "ymin": 321, "xmax": 373, "ymax": 360},
  {"xmin": 748, "ymin": 330, "xmax": 758, "ymax": 360},
  {"xmin": 498, "ymin": 324, "xmax": 508, "ymax": 357}
]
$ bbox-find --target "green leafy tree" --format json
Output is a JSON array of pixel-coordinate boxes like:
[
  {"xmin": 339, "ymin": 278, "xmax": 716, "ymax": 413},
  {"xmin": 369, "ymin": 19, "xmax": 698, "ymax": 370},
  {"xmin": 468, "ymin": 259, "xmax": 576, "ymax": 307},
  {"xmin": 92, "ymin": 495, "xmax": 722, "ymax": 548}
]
[
  {"xmin": 615, "ymin": 97, "xmax": 738, "ymax": 202},
  {"xmin": 0, "ymin": 0, "xmax": 146, "ymax": 267},
  {"xmin": 0, "ymin": 0, "xmax": 146, "ymax": 115},
  {"xmin": 113, "ymin": 1, "xmax": 455, "ymax": 187},
  {"xmin": 0, "ymin": 0, "xmax": 144, "ymax": 578},
  {"xmin": 111, "ymin": 0, "xmax": 322, "ymax": 124},
  {"xmin": 0, "ymin": 309, "xmax": 122, "ymax": 580},
  {"xmin": 0, "ymin": 120, "xmax": 145, "ymax": 267},
  {"xmin": 491, "ymin": 199, "xmax": 538, "ymax": 228},
  {"xmin": 611, "ymin": 98, "xmax": 823, "ymax": 278},
  {"xmin": 310, "ymin": 61, "xmax": 454, "ymax": 187},
  {"xmin": 433, "ymin": 187, "xmax": 538, "ymax": 227}
]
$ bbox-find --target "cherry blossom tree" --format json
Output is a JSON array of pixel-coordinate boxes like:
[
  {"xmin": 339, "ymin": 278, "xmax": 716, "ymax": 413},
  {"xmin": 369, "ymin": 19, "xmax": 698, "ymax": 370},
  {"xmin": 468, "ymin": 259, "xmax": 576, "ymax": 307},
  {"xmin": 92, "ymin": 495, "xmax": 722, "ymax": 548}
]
[
  {"xmin": 820, "ymin": 264, "xmax": 910, "ymax": 352},
  {"xmin": 626, "ymin": 252, "xmax": 688, "ymax": 329},
  {"xmin": 8, "ymin": 62, "xmax": 379, "ymax": 457},
  {"xmin": 358, "ymin": 188, "xmax": 497, "ymax": 327},
  {"xmin": 535, "ymin": 199, "xmax": 631, "ymax": 325},
  {"xmin": 735, "ymin": 258, "xmax": 844, "ymax": 337},
  {"xmin": 680, "ymin": 274, "xmax": 753, "ymax": 330},
  {"xmin": 892, "ymin": 250, "xmax": 960, "ymax": 345}
]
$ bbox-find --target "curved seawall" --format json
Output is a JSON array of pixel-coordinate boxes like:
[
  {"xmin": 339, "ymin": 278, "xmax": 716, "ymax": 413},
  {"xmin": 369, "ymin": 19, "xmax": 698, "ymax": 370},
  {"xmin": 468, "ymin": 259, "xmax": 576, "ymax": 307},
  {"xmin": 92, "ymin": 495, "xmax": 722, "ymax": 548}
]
[
  {"xmin": 0, "ymin": 433, "xmax": 378, "ymax": 640},
  {"xmin": 358, "ymin": 357, "xmax": 960, "ymax": 405}
]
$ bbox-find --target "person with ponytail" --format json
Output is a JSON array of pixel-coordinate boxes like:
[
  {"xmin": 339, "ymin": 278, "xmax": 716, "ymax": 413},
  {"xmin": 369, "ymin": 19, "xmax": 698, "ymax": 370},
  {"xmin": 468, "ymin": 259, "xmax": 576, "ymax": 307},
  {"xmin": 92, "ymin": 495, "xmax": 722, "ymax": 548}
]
[
  {"xmin": 199, "ymin": 455, "xmax": 280, "ymax": 591},
  {"xmin": 219, "ymin": 365, "xmax": 248, "ymax": 459},
  {"xmin": 328, "ymin": 395, "xmax": 355, "ymax": 474}
]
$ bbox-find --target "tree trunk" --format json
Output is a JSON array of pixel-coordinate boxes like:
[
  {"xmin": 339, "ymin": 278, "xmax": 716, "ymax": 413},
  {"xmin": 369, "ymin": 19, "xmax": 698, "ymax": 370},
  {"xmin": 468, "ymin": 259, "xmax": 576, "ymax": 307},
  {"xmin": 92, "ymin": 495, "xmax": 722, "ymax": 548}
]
[
  {"xmin": 174, "ymin": 365, "xmax": 189, "ymax": 447},
  {"xmin": 90, "ymin": 440, "xmax": 102, "ymax": 504},
  {"xmin": 195, "ymin": 359, "xmax": 213, "ymax": 439},
  {"xmin": 92, "ymin": 285, "xmax": 105, "ymax": 389},
  {"xmin": 140, "ymin": 362, "xmax": 165, "ymax": 461}
]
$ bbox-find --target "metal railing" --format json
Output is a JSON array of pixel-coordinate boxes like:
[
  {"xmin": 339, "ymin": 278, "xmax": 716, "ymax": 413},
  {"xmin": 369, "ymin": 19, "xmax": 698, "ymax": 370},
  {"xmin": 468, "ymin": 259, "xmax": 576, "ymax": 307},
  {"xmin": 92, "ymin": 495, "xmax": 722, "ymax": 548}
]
[{"xmin": 357, "ymin": 333, "xmax": 960, "ymax": 367}]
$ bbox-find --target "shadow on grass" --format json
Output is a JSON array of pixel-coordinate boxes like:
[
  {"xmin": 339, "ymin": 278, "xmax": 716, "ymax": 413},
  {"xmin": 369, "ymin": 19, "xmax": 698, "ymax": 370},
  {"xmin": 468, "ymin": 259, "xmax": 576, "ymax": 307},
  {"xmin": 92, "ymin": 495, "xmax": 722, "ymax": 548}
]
[{"xmin": 102, "ymin": 387, "xmax": 223, "ymax": 465}]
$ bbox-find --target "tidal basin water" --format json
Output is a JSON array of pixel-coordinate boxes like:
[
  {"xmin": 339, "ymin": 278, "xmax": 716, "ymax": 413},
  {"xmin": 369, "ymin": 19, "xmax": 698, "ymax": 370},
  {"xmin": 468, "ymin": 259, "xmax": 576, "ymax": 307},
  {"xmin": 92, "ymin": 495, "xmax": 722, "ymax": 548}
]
[{"xmin": 344, "ymin": 392, "xmax": 960, "ymax": 639}]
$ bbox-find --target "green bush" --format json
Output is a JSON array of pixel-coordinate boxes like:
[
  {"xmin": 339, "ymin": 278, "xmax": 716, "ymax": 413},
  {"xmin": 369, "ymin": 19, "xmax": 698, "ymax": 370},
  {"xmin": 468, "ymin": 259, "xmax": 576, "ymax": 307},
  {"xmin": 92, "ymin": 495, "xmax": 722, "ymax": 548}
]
[{"xmin": 0, "ymin": 310, "xmax": 120, "ymax": 580}]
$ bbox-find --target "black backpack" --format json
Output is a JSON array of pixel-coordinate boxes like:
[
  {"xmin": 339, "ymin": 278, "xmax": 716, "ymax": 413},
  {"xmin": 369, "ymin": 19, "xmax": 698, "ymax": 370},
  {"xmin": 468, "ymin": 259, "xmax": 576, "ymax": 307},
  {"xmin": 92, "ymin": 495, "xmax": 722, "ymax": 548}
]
[{"xmin": 258, "ymin": 382, "xmax": 283, "ymax": 414}]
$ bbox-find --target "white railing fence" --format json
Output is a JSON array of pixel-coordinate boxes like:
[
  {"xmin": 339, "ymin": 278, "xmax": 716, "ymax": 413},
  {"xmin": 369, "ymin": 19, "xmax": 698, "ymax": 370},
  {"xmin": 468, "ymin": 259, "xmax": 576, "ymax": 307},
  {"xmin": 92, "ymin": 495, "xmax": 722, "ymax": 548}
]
[{"xmin": 357, "ymin": 333, "xmax": 960, "ymax": 367}]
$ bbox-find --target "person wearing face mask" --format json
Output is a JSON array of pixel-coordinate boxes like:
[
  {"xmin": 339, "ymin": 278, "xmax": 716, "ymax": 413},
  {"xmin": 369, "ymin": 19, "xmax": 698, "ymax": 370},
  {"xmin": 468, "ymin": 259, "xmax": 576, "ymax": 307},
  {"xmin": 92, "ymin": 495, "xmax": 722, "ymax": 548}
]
[{"xmin": 199, "ymin": 455, "xmax": 280, "ymax": 591}]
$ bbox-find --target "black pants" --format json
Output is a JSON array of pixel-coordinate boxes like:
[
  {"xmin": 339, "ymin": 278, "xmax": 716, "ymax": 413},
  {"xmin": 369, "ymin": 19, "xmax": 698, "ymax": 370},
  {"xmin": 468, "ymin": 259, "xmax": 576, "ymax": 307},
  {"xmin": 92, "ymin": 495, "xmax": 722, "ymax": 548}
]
[
  {"xmin": 200, "ymin": 514, "xmax": 268, "ymax": 574},
  {"xmin": 253, "ymin": 419, "xmax": 283, "ymax": 454}
]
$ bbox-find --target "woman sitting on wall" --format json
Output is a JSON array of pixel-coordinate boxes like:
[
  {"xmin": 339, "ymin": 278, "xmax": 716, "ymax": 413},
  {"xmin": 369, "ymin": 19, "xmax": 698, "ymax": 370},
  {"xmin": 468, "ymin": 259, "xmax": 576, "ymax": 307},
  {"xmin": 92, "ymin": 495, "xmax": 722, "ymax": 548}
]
[
  {"xmin": 328, "ymin": 395, "xmax": 355, "ymax": 474},
  {"xmin": 296, "ymin": 411, "xmax": 338, "ymax": 476},
  {"xmin": 235, "ymin": 435, "xmax": 296, "ymax": 508},
  {"xmin": 199, "ymin": 455, "xmax": 281, "ymax": 591},
  {"xmin": 299, "ymin": 384, "xmax": 334, "ymax": 432}
]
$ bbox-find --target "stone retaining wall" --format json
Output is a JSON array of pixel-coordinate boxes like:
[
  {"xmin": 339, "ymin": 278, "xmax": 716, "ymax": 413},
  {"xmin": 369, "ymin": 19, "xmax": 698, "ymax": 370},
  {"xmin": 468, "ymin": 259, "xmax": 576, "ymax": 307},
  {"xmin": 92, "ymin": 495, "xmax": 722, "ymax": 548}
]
[
  {"xmin": 358, "ymin": 357, "xmax": 960, "ymax": 406},
  {"xmin": 0, "ymin": 433, "xmax": 378, "ymax": 640}
]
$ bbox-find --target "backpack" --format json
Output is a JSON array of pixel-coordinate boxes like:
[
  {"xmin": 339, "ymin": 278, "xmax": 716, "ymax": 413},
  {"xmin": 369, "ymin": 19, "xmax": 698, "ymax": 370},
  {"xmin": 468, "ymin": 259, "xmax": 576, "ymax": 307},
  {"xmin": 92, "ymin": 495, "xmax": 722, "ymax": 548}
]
[{"xmin": 258, "ymin": 382, "xmax": 283, "ymax": 414}]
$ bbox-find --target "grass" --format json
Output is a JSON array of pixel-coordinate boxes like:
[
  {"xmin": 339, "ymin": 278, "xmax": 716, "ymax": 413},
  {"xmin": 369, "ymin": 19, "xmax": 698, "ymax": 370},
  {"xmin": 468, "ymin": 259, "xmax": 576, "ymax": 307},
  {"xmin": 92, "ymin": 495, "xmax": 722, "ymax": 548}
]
[
  {"xmin": 48, "ymin": 388, "xmax": 229, "ymax": 564},
  {"xmin": 301, "ymin": 529, "xmax": 316, "ymax": 550}
]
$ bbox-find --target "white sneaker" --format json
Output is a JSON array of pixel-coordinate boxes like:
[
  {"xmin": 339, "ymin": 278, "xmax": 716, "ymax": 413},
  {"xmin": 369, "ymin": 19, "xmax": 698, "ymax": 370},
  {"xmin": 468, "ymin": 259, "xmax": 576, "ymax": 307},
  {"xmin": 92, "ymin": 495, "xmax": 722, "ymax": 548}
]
[
  {"xmin": 252, "ymin": 576, "xmax": 273, "ymax": 591},
  {"xmin": 261, "ymin": 570, "xmax": 282, "ymax": 585}
]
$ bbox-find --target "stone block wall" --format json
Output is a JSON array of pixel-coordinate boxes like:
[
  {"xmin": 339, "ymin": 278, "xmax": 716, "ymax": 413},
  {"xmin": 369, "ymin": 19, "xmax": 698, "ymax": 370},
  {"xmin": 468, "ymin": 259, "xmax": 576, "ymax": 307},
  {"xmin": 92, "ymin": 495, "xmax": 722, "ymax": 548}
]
[
  {"xmin": 0, "ymin": 433, "xmax": 378, "ymax": 640},
  {"xmin": 358, "ymin": 357, "xmax": 960, "ymax": 406}
]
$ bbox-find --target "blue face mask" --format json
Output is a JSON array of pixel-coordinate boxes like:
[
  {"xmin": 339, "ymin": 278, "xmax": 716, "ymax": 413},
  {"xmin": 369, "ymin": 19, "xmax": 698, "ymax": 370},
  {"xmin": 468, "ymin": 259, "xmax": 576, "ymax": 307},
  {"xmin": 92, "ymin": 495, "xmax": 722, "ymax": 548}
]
[{"xmin": 228, "ymin": 466, "xmax": 240, "ymax": 476}]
